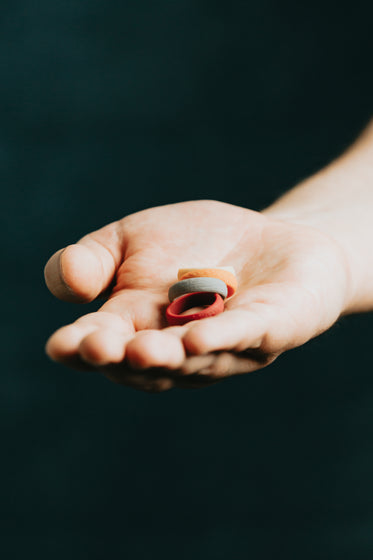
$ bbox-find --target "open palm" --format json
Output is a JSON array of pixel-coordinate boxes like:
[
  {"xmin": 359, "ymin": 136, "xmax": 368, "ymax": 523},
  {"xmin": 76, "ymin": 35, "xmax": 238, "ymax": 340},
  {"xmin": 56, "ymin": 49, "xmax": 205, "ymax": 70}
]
[{"xmin": 45, "ymin": 200, "xmax": 351, "ymax": 392}]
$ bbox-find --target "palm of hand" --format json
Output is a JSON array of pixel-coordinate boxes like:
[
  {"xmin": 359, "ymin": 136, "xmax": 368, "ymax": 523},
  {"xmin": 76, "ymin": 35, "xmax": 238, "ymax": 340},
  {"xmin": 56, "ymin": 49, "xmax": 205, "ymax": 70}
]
[{"xmin": 45, "ymin": 200, "xmax": 350, "ymax": 392}]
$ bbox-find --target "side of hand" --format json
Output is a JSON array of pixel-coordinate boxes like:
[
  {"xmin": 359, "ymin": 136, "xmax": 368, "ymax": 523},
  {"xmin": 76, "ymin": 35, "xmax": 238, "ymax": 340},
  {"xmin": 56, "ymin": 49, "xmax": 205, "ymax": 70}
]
[{"xmin": 44, "ymin": 200, "xmax": 353, "ymax": 392}]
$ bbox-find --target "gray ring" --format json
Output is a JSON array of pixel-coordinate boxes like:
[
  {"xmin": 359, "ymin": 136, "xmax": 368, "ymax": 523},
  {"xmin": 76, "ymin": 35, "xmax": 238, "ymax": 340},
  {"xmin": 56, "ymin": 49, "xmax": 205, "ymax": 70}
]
[{"xmin": 168, "ymin": 277, "xmax": 228, "ymax": 302}]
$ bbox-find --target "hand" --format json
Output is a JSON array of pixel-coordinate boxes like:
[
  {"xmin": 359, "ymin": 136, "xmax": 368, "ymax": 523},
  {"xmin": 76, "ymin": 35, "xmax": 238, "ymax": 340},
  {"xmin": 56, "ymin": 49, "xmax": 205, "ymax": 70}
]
[{"xmin": 44, "ymin": 200, "xmax": 352, "ymax": 392}]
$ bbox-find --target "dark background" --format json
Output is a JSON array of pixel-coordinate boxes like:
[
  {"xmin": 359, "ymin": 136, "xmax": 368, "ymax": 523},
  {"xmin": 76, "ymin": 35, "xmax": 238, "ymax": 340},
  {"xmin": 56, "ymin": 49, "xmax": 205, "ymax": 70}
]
[{"xmin": 1, "ymin": 1, "xmax": 373, "ymax": 558}]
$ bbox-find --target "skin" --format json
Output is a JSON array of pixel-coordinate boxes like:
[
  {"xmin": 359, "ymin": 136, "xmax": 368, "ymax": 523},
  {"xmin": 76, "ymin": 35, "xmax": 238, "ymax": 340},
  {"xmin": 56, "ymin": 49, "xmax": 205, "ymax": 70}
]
[{"xmin": 44, "ymin": 121, "xmax": 373, "ymax": 393}]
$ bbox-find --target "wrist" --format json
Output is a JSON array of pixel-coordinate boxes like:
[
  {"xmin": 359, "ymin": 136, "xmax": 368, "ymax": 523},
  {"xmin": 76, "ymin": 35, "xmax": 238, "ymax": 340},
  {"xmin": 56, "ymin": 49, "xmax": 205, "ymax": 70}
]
[{"xmin": 262, "ymin": 172, "xmax": 368, "ymax": 315}]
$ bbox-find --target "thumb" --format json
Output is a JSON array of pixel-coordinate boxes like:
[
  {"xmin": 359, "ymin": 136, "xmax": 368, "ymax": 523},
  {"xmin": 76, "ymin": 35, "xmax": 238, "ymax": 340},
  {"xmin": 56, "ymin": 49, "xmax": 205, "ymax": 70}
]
[{"xmin": 44, "ymin": 222, "xmax": 124, "ymax": 303}]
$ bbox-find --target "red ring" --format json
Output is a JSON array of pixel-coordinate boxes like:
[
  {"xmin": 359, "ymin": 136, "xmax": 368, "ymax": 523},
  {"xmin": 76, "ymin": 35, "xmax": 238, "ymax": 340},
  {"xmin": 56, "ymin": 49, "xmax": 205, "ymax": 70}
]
[{"xmin": 165, "ymin": 292, "xmax": 224, "ymax": 326}]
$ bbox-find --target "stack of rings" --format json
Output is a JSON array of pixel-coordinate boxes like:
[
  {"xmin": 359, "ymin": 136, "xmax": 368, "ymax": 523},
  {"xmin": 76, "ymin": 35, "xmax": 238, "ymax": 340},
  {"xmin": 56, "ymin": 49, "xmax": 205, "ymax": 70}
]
[{"xmin": 165, "ymin": 267, "xmax": 237, "ymax": 326}]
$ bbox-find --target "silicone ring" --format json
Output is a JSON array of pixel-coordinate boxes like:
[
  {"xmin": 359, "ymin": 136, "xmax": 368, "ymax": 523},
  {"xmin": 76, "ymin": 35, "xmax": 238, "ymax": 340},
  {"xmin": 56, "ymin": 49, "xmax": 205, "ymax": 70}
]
[
  {"xmin": 178, "ymin": 268, "xmax": 237, "ymax": 298},
  {"xmin": 168, "ymin": 277, "xmax": 228, "ymax": 302},
  {"xmin": 165, "ymin": 292, "xmax": 224, "ymax": 326}
]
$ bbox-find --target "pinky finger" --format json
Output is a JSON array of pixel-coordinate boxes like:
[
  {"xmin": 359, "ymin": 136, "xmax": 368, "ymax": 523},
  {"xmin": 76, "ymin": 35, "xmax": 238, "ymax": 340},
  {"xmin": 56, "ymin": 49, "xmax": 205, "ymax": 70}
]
[{"xmin": 182, "ymin": 309, "xmax": 269, "ymax": 355}]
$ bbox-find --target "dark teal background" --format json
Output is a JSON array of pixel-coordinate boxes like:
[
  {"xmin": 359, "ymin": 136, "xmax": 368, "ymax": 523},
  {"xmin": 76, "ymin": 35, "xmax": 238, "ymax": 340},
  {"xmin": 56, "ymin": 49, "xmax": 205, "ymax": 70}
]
[{"xmin": 1, "ymin": 1, "xmax": 373, "ymax": 558}]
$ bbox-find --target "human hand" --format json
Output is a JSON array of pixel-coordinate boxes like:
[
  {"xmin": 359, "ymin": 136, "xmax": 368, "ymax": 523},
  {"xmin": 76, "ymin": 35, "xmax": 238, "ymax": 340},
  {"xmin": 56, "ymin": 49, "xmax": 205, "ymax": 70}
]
[{"xmin": 44, "ymin": 200, "xmax": 352, "ymax": 392}]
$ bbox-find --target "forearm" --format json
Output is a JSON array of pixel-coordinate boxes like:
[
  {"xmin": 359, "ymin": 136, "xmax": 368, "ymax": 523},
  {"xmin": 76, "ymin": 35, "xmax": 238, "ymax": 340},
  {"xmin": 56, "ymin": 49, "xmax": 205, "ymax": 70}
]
[{"xmin": 263, "ymin": 120, "xmax": 373, "ymax": 314}]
